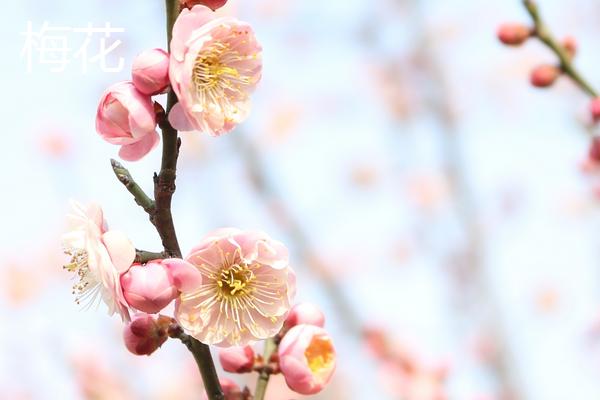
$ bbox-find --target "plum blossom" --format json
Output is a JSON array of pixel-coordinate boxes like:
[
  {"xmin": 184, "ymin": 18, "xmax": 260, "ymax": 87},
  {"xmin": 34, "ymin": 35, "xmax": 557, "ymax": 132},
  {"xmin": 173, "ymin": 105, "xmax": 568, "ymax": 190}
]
[
  {"xmin": 121, "ymin": 258, "xmax": 202, "ymax": 314},
  {"xmin": 218, "ymin": 345, "xmax": 255, "ymax": 373},
  {"xmin": 96, "ymin": 81, "xmax": 160, "ymax": 161},
  {"xmin": 61, "ymin": 201, "xmax": 135, "ymax": 321},
  {"xmin": 278, "ymin": 324, "xmax": 336, "ymax": 395},
  {"xmin": 132, "ymin": 48, "xmax": 170, "ymax": 95},
  {"xmin": 175, "ymin": 228, "xmax": 295, "ymax": 347},
  {"xmin": 123, "ymin": 313, "xmax": 173, "ymax": 356},
  {"xmin": 284, "ymin": 302, "xmax": 326, "ymax": 329},
  {"xmin": 168, "ymin": 5, "xmax": 262, "ymax": 136}
]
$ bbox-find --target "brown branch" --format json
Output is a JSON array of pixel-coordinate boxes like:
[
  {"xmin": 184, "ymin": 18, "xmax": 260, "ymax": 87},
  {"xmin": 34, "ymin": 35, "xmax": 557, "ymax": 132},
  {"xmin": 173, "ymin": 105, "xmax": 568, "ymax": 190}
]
[{"xmin": 151, "ymin": 1, "xmax": 223, "ymax": 399}]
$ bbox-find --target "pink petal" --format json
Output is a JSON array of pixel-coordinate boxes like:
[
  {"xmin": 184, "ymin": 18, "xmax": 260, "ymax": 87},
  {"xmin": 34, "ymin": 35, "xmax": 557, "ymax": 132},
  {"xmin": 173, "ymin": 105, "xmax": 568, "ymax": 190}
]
[
  {"xmin": 163, "ymin": 258, "xmax": 203, "ymax": 293},
  {"xmin": 102, "ymin": 230, "xmax": 136, "ymax": 273},
  {"xmin": 118, "ymin": 130, "xmax": 160, "ymax": 161},
  {"xmin": 168, "ymin": 102, "xmax": 198, "ymax": 132}
]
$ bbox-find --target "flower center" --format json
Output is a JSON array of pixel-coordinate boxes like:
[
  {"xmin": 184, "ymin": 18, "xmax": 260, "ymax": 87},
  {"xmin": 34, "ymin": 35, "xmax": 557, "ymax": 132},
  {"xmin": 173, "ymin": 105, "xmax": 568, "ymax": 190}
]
[
  {"xmin": 305, "ymin": 336, "xmax": 335, "ymax": 375},
  {"xmin": 216, "ymin": 262, "xmax": 255, "ymax": 298},
  {"xmin": 191, "ymin": 33, "xmax": 258, "ymax": 111},
  {"xmin": 63, "ymin": 247, "xmax": 100, "ymax": 306}
]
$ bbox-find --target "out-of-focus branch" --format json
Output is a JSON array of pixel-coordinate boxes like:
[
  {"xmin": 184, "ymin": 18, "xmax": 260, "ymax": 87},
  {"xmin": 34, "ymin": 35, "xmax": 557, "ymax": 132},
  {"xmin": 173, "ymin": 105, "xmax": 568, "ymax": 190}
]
[
  {"xmin": 413, "ymin": 5, "xmax": 524, "ymax": 399},
  {"xmin": 523, "ymin": 0, "xmax": 598, "ymax": 98},
  {"xmin": 234, "ymin": 135, "xmax": 362, "ymax": 335}
]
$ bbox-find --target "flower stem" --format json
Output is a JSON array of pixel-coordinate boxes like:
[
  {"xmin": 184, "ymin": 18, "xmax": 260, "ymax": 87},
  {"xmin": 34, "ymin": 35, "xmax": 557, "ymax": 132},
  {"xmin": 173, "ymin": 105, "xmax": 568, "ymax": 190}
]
[
  {"xmin": 254, "ymin": 337, "xmax": 278, "ymax": 400},
  {"xmin": 523, "ymin": 0, "xmax": 598, "ymax": 98}
]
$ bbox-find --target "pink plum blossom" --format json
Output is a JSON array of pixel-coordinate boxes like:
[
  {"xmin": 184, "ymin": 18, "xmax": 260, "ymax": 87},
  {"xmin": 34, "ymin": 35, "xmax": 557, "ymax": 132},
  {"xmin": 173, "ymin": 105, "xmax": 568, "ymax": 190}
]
[
  {"xmin": 132, "ymin": 48, "xmax": 170, "ymax": 95},
  {"xmin": 61, "ymin": 201, "xmax": 135, "ymax": 321},
  {"xmin": 168, "ymin": 5, "xmax": 262, "ymax": 136},
  {"xmin": 278, "ymin": 324, "xmax": 336, "ymax": 395},
  {"xmin": 123, "ymin": 313, "xmax": 172, "ymax": 356},
  {"xmin": 175, "ymin": 228, "xmax": 295, "ymax": 347},
  {"xmin": 284, "ymin": 302, "xmax": 326, "ymax": 329},
  {"xmin": 121, "ymin": 258, "xmax": 202, "ymax": 314},
  {"xmin": 218, "ymin": 345, "xmax": 255, "ymax": 373},
  {"xmin": 95, "ymin": 81, "xmax": 160, "ymax": 161}
]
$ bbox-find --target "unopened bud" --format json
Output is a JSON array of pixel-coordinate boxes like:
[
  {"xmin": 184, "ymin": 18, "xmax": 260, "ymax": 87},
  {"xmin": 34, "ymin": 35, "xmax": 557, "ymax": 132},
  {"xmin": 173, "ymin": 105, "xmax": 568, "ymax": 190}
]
[
  {"xmin": 589, "ymin": 137, "xmax": 600, "ymax": 163},
  {"xmin": 132, "ymin": 48, "xmax": 170, "ymax": 96},
  {"xmin": 530, "ymin": 65, "xmax": 561, "ymax": 88},
  {"xmin": 562, "ymin": 36, "xmax": 577, "ymax": 58},
  {"xmin": 497, "ymin": 23, "xmax": 532, "ymax": 46},
  {"xmin": 590, "ymin": 98, "xmax": 600, "ymax": 123},
  {"xmin": 180, "ymin": 0, "xmax": 228, "ymax": 10},
  {"xmin": 123, "ymin": 314, "xmax": 172, "ymax": 356},
  {"xmin": 218, "ymin": 346, "xmax": 255, "ymax": 373},
  {"xmin": 284, "ymin": 302, "xmax": 326, "ymax": 329}
]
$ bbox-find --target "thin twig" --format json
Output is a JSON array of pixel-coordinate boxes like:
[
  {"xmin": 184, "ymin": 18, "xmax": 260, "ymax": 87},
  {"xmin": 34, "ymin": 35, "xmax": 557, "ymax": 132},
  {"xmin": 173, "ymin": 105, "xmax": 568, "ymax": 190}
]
[
  {"xmin": 110, "ymin": 159, "xmax": 156, "ymax": 216},
  {"xmin": 523, "ymin": 0, "xmax": 598, "ymax": 97}
]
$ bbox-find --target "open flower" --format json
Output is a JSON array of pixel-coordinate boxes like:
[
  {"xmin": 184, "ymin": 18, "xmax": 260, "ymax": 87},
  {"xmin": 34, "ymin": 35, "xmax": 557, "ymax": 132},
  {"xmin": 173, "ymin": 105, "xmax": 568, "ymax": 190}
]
[
  {"xmin": 168, "ymin": 5, "xmax": 262, "ymax": 136},
  {"xmin": 61, "ymin": 201, "xmax": 135, "ymax": 321},
  {"xmin": 278, "ymin": 324, "xmax": 336, "ymax": 395},
  {"xmin": 175, "ymin": 228, "xmax": 295, "ymax": 346}
]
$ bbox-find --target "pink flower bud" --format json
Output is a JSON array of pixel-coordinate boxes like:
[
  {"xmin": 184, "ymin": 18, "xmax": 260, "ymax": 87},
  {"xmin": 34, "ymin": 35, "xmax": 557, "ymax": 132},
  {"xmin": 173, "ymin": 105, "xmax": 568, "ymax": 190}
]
[
  {"xmin": 132, "ymin": 49, "xmax": 170, "ymax": 96},
  {"xmin": 96, "ymin": 81, "xmax": 160, "ymax": 161},
  {"xmin": 218, "ymin": 346, "xmax": 255, "ymax": 373},
  {"xmin": 181, "ymin": 0, "xmax": 228, "ymax": 10},
  {"xmin": 590, "ymin": 98, "xmax": 600, "ymax": 123},
  {"xmin": 284, "ymin": 303, "xmax": 325, "ymax": 329},
  {"xmin": 278, "ymin": 324, "xmax": 336, "ymax": 395},
  {"xmin": 589, "ymin": 137, "xmax": 600, "ymax": 163},
  {"xmin": 497, "ymin": 23, "xmax": 531, "ymax": 46},
  {"xmin": 121, "ymin": 259, "xmax": 202, "ymax": 314},
  {"xmin": 123, "ymin": 314, "xmax": 171, "ymax": 356},
  {"xmin": 530, "ymin": 65, "xmax": 560, "ymax": 88},
  {"xmin": 562, "ymin": 36, "xmax": 577, "ymax": 58}
]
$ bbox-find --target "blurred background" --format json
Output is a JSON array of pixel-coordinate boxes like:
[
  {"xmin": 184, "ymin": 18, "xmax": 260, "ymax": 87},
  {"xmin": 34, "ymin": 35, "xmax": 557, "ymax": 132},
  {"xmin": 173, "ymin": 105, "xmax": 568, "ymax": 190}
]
[{"xmin": 3, "ymin": 0, "xmax": 600, "ymax": 399}]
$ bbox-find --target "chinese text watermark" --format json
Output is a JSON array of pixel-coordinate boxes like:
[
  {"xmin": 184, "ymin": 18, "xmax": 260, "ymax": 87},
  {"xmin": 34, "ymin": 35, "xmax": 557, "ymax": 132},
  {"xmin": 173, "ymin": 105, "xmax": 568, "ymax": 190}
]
[{"xmin": 21, "ymin": 21, "xmax": 126, "ymax": 73}]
